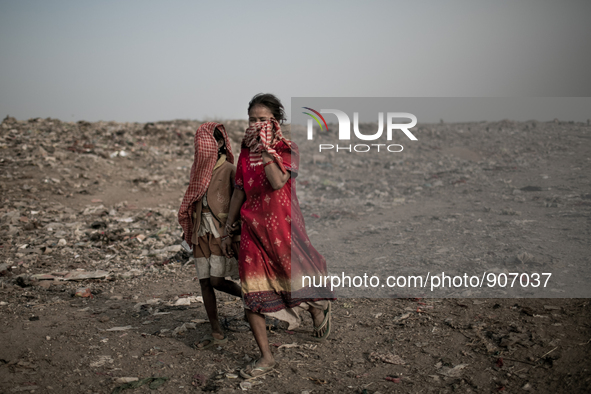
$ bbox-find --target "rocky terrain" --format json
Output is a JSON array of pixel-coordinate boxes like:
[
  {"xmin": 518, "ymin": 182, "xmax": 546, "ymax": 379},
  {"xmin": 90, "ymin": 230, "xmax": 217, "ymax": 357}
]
[{"xmin": 0, "ymin": 115, "xmax": 590, "ymax": 393}]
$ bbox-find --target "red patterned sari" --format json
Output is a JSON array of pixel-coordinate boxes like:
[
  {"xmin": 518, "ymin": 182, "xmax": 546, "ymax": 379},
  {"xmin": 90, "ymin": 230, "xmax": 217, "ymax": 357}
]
[{"xmin": 235, "ymin": 140, "xmax": 334, "ymax": 314}]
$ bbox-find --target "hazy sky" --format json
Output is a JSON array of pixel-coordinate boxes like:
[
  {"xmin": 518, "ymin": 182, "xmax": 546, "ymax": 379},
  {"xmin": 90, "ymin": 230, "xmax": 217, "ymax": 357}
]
[{"xmin": 1, "ymin": 0, "xmax": 590, "ymax": 123}]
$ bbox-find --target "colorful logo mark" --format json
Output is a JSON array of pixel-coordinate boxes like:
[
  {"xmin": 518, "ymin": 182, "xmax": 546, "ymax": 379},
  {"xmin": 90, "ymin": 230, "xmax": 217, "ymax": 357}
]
[{"xmin": 302, "ymin": 107, "xmax": 328, "ymax": 131}]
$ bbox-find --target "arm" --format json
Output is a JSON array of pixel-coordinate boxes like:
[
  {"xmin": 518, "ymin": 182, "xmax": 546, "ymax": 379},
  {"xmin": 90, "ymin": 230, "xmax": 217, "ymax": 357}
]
[
  {"xmin": 226, "ymin": 188, "xmax": 245, "ymax": 230},
  {"xmin": 263, "ymin": 151, "xmax": 290, "ymax": 190},
  {"xmin": 221, "ymin": 188, "xmax": 246, "ymax": 258}
]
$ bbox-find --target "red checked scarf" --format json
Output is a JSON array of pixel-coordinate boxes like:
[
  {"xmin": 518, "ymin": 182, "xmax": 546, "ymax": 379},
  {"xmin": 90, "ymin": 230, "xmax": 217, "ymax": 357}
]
[
  {"xmin": 242, "ymin": 118, "xmax": 290, "ymax": 174},
  {"xmin": 178, "ymin": 122, "xmax": 234, "ymax": 243}
]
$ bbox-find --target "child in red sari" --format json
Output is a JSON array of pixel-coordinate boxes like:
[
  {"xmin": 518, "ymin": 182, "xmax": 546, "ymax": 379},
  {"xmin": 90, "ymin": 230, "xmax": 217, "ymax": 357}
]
[{"xmin": 221, "ymin": 94, "xmax": 334, "ymax": 379}]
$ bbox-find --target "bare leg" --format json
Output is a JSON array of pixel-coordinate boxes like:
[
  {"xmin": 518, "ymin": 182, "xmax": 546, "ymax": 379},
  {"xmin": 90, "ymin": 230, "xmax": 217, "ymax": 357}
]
[
  {"xmin": 209, "ymin": 276, "xmax": 246, "ymax": 323},
  {"xmin": 209, "ymin": 276, "xmax": 242, "ymax": 298},
  {"xmin": 198, "ymin": 278, "xmax": 224, "ymax": 346},
  {"xmin": 245, "ymin": 309, "xmax": 275, "ymax": 367}
]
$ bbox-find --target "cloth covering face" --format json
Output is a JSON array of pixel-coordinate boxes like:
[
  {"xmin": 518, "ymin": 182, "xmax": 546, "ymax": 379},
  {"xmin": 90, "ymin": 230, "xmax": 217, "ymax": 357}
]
[
  {"xmin": 241, "ymin": 118, "xmax": 290, "ymax": 173},
  {"xmin": 178, "ymin": 122, "xmax": 234, "ymax": 243}
]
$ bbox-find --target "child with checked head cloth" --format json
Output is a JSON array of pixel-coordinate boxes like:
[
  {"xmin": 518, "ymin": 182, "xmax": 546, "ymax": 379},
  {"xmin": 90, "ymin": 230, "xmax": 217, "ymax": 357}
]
[{"xmin": 178, "ymin": 122, "xmax": 242, "ymax": 349}]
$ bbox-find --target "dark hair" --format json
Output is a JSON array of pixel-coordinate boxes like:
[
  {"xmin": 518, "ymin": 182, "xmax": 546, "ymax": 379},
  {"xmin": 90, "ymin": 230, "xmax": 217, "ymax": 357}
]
[
  {"xmin": 213, "ymin": 127, "xmax": 227, "ymax": 156},
  {"xmin": 248, "ymin": 93, "xmax": 286, "ymax": 124}
]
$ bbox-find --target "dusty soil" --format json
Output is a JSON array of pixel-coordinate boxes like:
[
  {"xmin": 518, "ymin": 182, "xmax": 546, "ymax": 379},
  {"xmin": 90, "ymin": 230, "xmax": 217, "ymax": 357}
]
[{"xmin": 1, "ymin": 116, "xmax": 590, "ymax": 393}]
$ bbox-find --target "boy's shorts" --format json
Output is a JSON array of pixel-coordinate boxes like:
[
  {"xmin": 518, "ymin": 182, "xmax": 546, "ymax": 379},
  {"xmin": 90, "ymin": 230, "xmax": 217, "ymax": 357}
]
[{"xmin": 193, "ymin": 212, "xmax": 239, "ymax": 280}]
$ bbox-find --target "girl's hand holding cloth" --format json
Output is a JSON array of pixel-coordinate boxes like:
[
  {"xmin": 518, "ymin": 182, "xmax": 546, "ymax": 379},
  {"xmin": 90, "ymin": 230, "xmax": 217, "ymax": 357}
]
[{"xmin": 242, "ymin": 118, "xmax": 290, "ymax": 174}]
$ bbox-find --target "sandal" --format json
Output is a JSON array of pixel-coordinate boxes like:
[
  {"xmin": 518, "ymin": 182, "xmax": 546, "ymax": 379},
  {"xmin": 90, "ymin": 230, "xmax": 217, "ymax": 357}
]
[
  {"xmin": 311, "ymin": 302, "xmax": 332, "ymax": 342},
  {"xmin": 193, "ymin": 334, "xmax": 228, "ymax": 350},
  {"xmin": 239, "ymin": 359, "xmax": 277, "ymax": 379}
]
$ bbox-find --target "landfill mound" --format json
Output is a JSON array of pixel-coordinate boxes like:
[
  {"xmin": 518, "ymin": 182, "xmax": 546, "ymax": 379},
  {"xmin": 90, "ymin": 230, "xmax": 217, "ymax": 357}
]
[{"xmin": 0, "ymin": 116, "xmax": 590, "ymax": 393}]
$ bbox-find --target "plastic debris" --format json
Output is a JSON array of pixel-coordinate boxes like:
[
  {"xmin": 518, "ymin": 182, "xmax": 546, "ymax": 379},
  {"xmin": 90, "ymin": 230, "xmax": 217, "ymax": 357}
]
[
  {"xmin": 174, "ymin": 298, "xmax": 191, "ymax": 306},
  {"xmin": 113, "ymin": 377, "xmax": 138, "ymax": 384},
  {"xmin": 111, "ymin": 377, "xmax": 168, "ymax": 393},
  {"xmin": 393, "ymin": 312, "xmax": 411, "ymax": 322},
  {"xmin": 278, "ymin": 343, "xmax": 299, "ymax": 349},
  {"xmin": 437, "ymin": 363, "xmax": 469, "ymax": 377},
  {"xmin": 74, "ymin": 288, "xmax": 92, "ymax": 298},
  {"xmin": 106, "ymin": 326, "xmax": 135, "ymax": 331},
  {"xmin": 172, "ymin": 323, "xmax": 196, "ymax": 336},
  {"xmin": 65, "ymin": 270, "xmax": 110, "ymax": 281},
  {"xmin": 90, "ymin": 355, "xmax": 114, "ymax": 368},
  {"xmin": 369, "ymin": 351, "xmax": 405, "ymax": 365}
]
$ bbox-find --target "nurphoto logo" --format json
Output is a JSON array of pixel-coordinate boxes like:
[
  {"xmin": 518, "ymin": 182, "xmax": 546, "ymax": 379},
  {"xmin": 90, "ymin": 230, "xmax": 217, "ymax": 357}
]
[{"xmin": 302, "ymin": 107, "xmax": 418, "ymax": 153}]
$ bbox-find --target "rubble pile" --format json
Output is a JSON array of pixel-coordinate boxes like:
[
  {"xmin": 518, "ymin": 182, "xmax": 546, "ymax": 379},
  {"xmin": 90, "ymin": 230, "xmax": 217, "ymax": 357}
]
[
  {"xmin": 0, "ymin": 116, "xmax": 250, "ymax": 291},
  {"xmin": 1, "ymin": 116, "xmax": 590, "ymax": 296}
]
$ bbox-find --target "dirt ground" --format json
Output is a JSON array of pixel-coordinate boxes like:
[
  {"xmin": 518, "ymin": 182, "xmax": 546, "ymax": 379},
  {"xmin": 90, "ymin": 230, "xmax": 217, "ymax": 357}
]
[{"xmin": 1, "ymin": 116, "xmax": 590, "ymax": 393}]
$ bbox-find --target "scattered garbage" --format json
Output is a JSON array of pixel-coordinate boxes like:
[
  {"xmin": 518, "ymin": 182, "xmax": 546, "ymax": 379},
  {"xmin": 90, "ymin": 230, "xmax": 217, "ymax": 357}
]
[
  {"xmin": 90, "ymin": 355, "xmax": 114, "ymax": 368},
  {"xmin": 74, "ymin": 288, "xmax": 92, "ymax": 298},
  {"xmin": 1, "ymin": 116, "xmax": 589, "ymax": 392},
  {"xmin": 278, "ymin": 343, "xmax": 299, "ymax": 349},
  {"xmin": 174, "ymin": 298, "xmax": 191, "ymax": 306},
  {"xmin": 113, "ymin": 377, "xmax": 138, "ymax": 384},
  {"xmin": 66, "ymin": 270, "xmax": 110, "ymax": 281},
  {"xmin": 106, "ymin": 326, "xmax": 135, "ymax": 332},
  {"xmin": 309, "ymin": 377, "xmax": 328, "ymax": 385},
  {"xmin": 111, "ymin": 376, "xmax": 168, "ymax": 393},
  {"xmin": 369, "ymin": 351, "xmax": 405, "ymax": 365},
  {"xmin": 437, "ymin": 363, "xmax": 469, "ymax": 378},
  {"xmin": 393, "ymin": 312, "xmax": 411, "ymax": 322},
  {"xmin": 172, "ymin": 322, "xmax": 196, "ymax": 336},
  {"xmin": 0, "ymin": 116, "xmax": 212, "ymax": 292}
]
